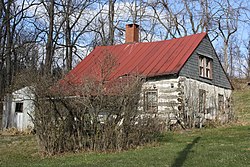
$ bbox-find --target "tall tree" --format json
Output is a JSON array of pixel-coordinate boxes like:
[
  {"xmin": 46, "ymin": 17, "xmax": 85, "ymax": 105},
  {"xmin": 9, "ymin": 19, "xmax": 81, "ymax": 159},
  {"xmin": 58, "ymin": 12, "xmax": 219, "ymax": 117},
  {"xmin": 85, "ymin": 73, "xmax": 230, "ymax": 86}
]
[
  {"xmin": 216, "ymin": 0, "xmax": 239, "ymax": 74},
  {"xmin": 44, "ymin": 0, "xmax": 55, "ymax": 75},
  {"xmin": 108, "ymin": 0, "xmax": 116, "ymax": 45}
]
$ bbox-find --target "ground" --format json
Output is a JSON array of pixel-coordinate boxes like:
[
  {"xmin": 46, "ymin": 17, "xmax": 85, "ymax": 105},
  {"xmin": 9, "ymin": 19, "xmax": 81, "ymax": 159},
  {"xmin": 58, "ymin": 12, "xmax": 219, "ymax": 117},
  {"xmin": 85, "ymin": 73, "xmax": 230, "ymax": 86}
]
[{"xmin": 0, "ymin": 88, "xmax": 250, "ymax": 167}]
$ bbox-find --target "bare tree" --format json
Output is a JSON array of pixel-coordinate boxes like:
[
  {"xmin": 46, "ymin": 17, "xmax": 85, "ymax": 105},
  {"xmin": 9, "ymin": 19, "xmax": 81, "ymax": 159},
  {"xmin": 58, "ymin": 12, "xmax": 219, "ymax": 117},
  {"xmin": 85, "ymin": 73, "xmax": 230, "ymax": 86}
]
[
  {"xmin": 147, "ymin": 0, "xmax": 212, "ymax": 38},
  {"xmin": 59, "ymin": 0, "xmax": 101, "ymax": 72},
  {"xmin": 88, "ymin": 0, "xmax": 118, "ymax": 46},
  {"xmin": 216, "ymin": 0, "xmax": 239, "ymax": 74}
]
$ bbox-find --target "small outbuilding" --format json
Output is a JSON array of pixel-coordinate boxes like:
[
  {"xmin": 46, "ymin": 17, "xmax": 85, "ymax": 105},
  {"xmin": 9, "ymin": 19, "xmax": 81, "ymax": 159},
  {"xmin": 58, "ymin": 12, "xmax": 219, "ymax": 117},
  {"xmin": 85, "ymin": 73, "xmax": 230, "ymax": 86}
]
[{"xmin": 2, "ymin": 87, "xmax": 34, "ymax": 131}]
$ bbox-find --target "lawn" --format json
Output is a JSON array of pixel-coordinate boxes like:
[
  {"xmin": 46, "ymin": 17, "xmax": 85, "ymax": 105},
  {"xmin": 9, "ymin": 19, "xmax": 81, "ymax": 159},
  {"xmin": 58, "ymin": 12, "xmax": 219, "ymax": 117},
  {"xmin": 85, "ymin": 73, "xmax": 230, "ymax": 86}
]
[
  {"xmin": 0, "ymin": 126, "xmax": 250, "ymax": 167},
  {"xmin": 0, "ymin": 89, "xmax": 250, "ymax": 167},
  {"xmin": 233, "ymin": 88, "xmax": 250, "ymax": 123}
]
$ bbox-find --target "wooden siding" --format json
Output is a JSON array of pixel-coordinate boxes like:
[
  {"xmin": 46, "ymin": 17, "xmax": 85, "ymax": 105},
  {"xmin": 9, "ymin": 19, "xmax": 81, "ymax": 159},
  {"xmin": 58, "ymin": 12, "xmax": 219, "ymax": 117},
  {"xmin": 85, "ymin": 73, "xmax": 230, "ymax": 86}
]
[
  {"xmin": 179, "ymin": 36, "xmax": 232, "ymax": 89},
  {"xmin": 142, "ymin": 78, "xmax": 182, "ymax": 122},
  {"xmin": 179, "ymin": 77, "xmax": 232, "ymax": 125},
  {"xmin": 142, "ymin": 76, "xmax": 233, "ymax": 128}
]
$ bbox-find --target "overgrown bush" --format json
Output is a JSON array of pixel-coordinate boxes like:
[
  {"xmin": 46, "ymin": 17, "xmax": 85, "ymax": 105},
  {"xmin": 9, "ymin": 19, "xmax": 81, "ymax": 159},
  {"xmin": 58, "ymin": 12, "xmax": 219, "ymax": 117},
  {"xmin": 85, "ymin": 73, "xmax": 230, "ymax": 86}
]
[{"xmin": 30, "ymin": 75, "xmax": 164, "ymax": 155}]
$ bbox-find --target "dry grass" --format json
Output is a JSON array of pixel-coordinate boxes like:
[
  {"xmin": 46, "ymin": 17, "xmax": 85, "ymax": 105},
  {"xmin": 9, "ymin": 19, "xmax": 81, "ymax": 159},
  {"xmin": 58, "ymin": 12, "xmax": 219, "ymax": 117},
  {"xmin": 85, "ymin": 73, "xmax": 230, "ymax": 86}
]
[{"xmin": 0, "ymin": 127, "xmax": 33, "ymax": 136}]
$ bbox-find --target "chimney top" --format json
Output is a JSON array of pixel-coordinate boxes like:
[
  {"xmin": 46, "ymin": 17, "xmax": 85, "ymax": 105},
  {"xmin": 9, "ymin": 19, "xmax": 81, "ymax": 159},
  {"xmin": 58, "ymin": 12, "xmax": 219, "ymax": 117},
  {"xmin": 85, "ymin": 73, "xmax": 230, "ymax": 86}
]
[{"xmin": 125, "ymin": 24, "xmax": 139, "ymax": 43}]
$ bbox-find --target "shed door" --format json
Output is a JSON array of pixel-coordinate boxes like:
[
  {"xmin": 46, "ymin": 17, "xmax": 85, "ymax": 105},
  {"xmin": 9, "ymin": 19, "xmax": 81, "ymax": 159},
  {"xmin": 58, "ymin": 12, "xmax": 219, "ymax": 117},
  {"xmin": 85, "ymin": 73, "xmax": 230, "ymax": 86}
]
[
  {"xmin": 16, "ymin": 112, "xmax": 23, "ymax": 130},
  {"xmin": 15, "ymin": 103, "xmax": 23, "ymax": 130}
]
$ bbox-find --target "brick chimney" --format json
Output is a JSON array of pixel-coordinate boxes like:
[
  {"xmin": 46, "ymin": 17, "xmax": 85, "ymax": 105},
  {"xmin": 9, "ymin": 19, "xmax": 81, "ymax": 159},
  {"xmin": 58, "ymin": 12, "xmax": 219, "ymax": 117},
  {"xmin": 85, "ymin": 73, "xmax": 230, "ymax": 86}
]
[{"xmin": 125, "ymin": 24, "xmax": 139, "ymax": 43}]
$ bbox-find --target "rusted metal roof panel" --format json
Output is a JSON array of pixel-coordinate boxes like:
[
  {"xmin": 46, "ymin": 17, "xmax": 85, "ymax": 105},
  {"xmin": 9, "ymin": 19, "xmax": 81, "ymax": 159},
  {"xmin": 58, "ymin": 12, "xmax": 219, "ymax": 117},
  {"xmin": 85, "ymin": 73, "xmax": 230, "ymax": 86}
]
[{"xmin": 63, "ymin": 32, "xmax": 207, "ymax": 84}]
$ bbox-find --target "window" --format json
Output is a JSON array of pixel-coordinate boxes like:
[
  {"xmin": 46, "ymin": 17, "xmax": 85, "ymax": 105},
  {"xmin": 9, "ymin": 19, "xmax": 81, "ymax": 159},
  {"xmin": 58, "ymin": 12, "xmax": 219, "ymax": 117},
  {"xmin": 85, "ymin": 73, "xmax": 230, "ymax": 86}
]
[
  {"xmin": 218, "ymin": 94, "xmax": 224, "ymax": 112},
  {"xmin": 15, "ymin": 103, "xmax": 23, "ymax": 113},
  {"xmin": 199, "ymin": 57, "xmax": 204, "ymax": 76},
  {"xmin": 144, "ymin": 90, "xmax": 158, "ymax": 113},
  {"xmin": 199, "ymin": 56, "xmax": 212, "ymax": 79},
  {"xmin": 199, "ymin": 89, "xmax": 206, "ymax": 113}
]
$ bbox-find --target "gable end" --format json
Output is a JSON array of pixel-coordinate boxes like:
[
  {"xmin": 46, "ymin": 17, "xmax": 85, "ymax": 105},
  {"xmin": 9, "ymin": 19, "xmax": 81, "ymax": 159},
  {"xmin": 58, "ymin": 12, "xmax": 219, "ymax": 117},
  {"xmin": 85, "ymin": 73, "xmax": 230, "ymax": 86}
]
[{"xmin": 179, "ymin": 36, "xmax": 232, "ymax": 89}]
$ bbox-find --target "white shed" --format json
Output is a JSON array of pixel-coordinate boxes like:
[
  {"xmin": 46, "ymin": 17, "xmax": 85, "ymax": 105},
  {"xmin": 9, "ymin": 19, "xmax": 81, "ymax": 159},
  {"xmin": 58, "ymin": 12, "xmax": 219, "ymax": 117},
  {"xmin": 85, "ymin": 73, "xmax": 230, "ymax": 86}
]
[{"xmin": 2, "ymin": 87, "xmax": 35, "ymax": 131}]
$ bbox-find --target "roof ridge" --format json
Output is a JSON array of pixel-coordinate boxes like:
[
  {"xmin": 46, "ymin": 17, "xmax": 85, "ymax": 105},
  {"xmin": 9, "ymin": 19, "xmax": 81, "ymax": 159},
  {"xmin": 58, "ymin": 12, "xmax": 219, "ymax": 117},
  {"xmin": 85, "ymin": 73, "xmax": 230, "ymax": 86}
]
[{"xmin": 96, "ymin": 32, "xmax": 207, "ymax": 48}]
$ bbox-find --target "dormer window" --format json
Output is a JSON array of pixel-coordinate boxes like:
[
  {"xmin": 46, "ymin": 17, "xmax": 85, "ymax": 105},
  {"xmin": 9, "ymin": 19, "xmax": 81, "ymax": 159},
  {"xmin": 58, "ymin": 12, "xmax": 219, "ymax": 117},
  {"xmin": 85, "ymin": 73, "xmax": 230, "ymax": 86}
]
[{"xmin": 199, "ymin": 56, "xmax": 212, "ymax": 79}]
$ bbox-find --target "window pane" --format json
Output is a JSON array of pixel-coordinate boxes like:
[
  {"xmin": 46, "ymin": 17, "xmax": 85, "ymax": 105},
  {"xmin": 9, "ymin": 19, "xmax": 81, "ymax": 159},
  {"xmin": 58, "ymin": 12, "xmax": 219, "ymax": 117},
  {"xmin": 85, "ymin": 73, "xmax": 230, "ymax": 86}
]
[
  {"xmin": 147, "ymin": 92, "xmax": 157, "ymax": 103},
  {"xmin": 145, "ymin": 90, "xmax": 158, "ymax": 113},
  {"xmin": 200, "ymin": 67, "xmax": 204, "ymax": 76},
  {"xmin": 206, "ymin": 59, "xmax": 210, "ymax": 68},
  {"xmin": 199, "ymin": 57, "xmax": 204, "ymax": 66},
  {"xmin": 206, "ymin": 69, "xmax": 210, "ymax": 78}
]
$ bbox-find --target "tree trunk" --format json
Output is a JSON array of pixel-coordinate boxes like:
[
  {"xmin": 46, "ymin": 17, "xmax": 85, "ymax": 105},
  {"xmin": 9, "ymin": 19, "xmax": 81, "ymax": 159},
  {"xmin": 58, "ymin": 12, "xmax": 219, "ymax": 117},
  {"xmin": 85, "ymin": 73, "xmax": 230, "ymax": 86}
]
[
  {"xmin": 45, "ymin": 0, "xmax": 54, "ymax": 75},
  {"xmin": 4, "ymin": 0, "xmax": 14, "ymax": 128},
  {"xmin": 108, "ymin": 0, "xmax": 115, "ymax": 45},
  {"xmin": 65, "ymin": 0, "xmax": 72, "ymax": 71},
  {"xmin": 223, "ymin": 41, "xmax": 229, "ymax": 73},
  {"xmin": 4, "ymin": 94, "xmax": 13, "ymax": 129}
]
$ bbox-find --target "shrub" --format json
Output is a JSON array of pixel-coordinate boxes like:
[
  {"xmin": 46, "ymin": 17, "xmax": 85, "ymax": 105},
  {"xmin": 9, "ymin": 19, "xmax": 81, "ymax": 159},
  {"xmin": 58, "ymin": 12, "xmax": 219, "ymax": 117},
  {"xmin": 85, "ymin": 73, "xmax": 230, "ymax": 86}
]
[{"xmin": 32, "ymin": 75, "xmax": 164, "ymax": 155}]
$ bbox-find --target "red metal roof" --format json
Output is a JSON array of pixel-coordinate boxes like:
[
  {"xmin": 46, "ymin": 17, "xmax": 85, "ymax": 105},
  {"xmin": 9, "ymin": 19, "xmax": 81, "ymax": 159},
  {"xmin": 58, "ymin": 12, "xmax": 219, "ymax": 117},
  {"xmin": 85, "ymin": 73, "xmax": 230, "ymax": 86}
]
[{"xmin": 63, "ymin": 32, "xmax": 207, "ymax": 84}]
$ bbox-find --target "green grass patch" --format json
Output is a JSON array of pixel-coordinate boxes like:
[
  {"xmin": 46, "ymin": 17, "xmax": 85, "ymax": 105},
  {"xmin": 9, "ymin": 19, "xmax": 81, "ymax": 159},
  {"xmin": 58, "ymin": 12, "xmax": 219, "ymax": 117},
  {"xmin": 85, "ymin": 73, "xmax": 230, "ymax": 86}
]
[
  {"xmin": 0, "ymin": 125, "xmax": 250, "ymax": 167},
  {"xmin": 233, "ymin": 89, "xmax": 250, "ymax": 123}
]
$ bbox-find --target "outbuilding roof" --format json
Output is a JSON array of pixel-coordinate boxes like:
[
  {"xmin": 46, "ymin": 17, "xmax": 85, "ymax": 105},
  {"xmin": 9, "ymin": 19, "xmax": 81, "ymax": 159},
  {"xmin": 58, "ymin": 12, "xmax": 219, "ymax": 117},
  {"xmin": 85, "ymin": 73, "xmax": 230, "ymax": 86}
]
[{"xmin": 63, "ymin": 32, "xmax": 207, "ymax": 84}]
